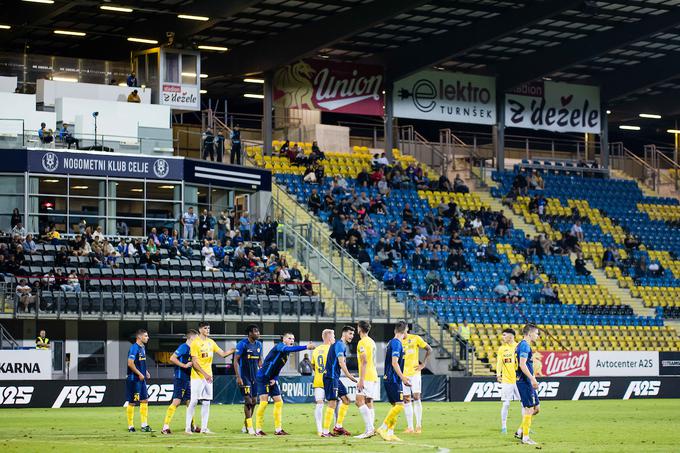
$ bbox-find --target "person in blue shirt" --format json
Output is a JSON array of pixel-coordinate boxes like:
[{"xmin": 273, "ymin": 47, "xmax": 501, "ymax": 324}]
[
  {"xmin": 127, "ymin": 72, "xmax": 138, "ymax": 87},
  {"xmin": 320, "ymin": 326, "xmax": 357, "ymax": 437},
  {"xmin": 254, "ymin": 332, "xmax": 314, "ymax": 436},
  {"xmin": 230, "ymin": 125, "xmax": 242, "ymax": 165},
  {"xmin": 395, "ymin": 266, "xmax": 411, "ymax": 290},
  {"xmin": 161, "ymin": 330, "xmax": 198, "ymax": 434},
  {"xmin": 376, "ymin": 321, "xmax": 410, "ymax": 442},
  {"xmin": 515, "ymin": 324, "xmax": 541, "ymax": 446},
  {"xmin": 125, "ymin": 329, "xmax": 152, "ymax": 432},
  {"xmin": 58, "ymin": 123, "xmax": 79, "ymax": 149},
  {"xmin": 382, "ymin": 265, "xmax": 396, "ymax": 289},
  {"xmin": 234, "ymin": 324, "xmax": 263, "ymax": 435}
]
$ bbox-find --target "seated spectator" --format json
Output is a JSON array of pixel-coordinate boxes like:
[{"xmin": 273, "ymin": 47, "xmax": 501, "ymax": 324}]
[
  {"xmin": 55, "ymin": 246, "xmax": 69, "ymax": 267},
  {"xmin": 562, "ymin": 231, "xmax": 581, "ymax": 254},
  {"xmin": 510, "ymin": 264, "xmax": 526, "ymax": 283},
  {"xmin": 127, "ymin": 89, "xmax": 141, "ymax": 103},
  {"xmin": 139, "ymin": 251, "xmax": 156, "ymax": 270},
  {"xmin": 92, "ymin": 225, "xmax": 104, "ymax": 242},
  {"xmin": 484, "ymin": 243, "xmax": 501, "ymax": 263},
  {"xmin": 529, "ymin": 171, "xmax": 544, "ymax": 190},
  {"xmin": 470, "ymin": 216, "xmax": 484, "ymax": 237},
  {"xmin": 16, "ymin": 278, "xmax": 36, "ymax": 312},
  {"xmin": 624, "ymin": 234, "xmax": 640, "ymax": 251},
  {"xmin": 38, "ymin": 122, "xmax": 54, "ymax": 144},
  {"xmin": 205, "ymin": 254, "xmax": 220, "ymax": 271},
  {"xmin": 226, "ymin": 284, "xmax": 241, "ymax": 307},
  {"xmin": 453, "ymin": 174, "xmax": 469, "ymax": 193},
  {"xmin": 575, "ymin": 253, "xmax": 591, "ymax": 276},
  {"xmin": 303, "ymin": 165, "xmax": 317, "ymax": 183},
  {"xmin": 42, "ymin": 270, "xmax": 56, "ymax": 290},
  {"xmin": 11, "ymin": 222, "xmax": 26, "ymax": 239},
  {"xmin": 179, "ymin": 240, "xmax": 193, "ymax": 259},
  {"xmin": 410, "ymin": 247, "xmax": 426, "ymax": 270},
  {"xmin": 451, "ymin": 271, "xmax": 467, "ymax": 291},
  {"xmin": 308, "ymin": 188, "xmax": 321, "ymax": 214},
  {"xmin": 301, "ymin": 274, "xmax": 314, "ymax": 296},
  {"xmin": 382, "ymin": 265, "xmax": 396, "ymax": 290},
  {"xmin": 539, "ymin": 283, "xmax": 558, "ymax": 304},
  {"xmin": 570, "ymin": 220, "xmax": 584, "ymax": 243},
  {"xmin": 58, "ymin": 123, "xmax": 79, "ymax": 149},
  {"xmin": 60, "ymin": 270, "xmax": 81, "ymax": 293},
  {"xmin": 22, "ymin": 234, "xmax": 37, "ymax": 254},
  {"xmin": 127, "ymin": 71, "xmax": 138, "ymax": 87},
  {"xmin": 507, "ymin": 279, "xmax": 525, "ymax": 303},
  {"xmin": 394, "ymin": 266, "xmax": 411, "ymax": 290},
  {"xmin": 602, "ymin": 246, "xmax": 618, "ymax": 268},
  {"xmin": 494, "ymin": 279, "xmax": 509, "ymax": 301},
  {"xmin": 116, "ymin": 220, "xmax": 129, "ymax": 236}
]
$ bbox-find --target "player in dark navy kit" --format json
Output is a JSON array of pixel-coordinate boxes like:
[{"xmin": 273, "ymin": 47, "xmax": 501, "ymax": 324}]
[
  {"xmin": 234, "ymin": 324, "xmax": 263, "ymax": 435},
  {"xmin": 376, "ymin": 321, "xmax": 410, "ymax": 442},
  {"xmin": 161, "ymin": 330, "xmax": 199, "ymax": 434},
  {"xmin": 321, "ymin": 326, "xmax": 357, "ymax": 437},
  {"xmin": 254, "ymin": 332, "xmax": 314, "ymax": 436},
  {"xmin": 515, "ymin": 324, "xmax": 541, "ymax": 446},
  {"xmin": 126, "ymin": 329, "xmax": 152, "ymax": 432}
]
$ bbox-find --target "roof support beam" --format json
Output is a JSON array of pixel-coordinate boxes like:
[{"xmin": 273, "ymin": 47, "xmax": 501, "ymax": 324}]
[
  {"xmin": 370, "ymin": 0, "xmax": 582, "ymax": 80},
  {"xmin": 601, "ymin": 53, "xmax": 680, "ymax": 101},
  {"xmin": 209, "ymin": 0, "xmax": 431, "ymax": 77},
  {"xmin": 497, "ymin": 8, "xmax": 680, "ymax": 91}
]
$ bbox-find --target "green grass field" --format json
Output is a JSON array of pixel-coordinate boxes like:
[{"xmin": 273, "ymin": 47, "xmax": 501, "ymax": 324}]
[{"xmin": 1, "ymin": 400, "xmax": 678, "ymax": 452}]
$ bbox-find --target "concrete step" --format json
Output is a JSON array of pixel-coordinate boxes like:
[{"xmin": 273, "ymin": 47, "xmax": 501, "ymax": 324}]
[{"xmin": 589, "ymin": 267, "xmax": 657, "ymax": 318}]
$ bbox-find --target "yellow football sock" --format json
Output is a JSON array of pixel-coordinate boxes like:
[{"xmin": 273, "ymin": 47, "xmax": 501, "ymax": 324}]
[
  {"xmin": 126, "ymin": 404, "xmax": 135, "ymax": 427},
  {"xmin": 385, "ymin": 405, "xmax": 404, "ymax": 429},
  {"xmin": 140, "ymin": 402, "xmax": 149, "ymax": 426},
  {"xmin": 522, "ymin": 415, "xmax": 532, "ymax": 437},
  {"xmin": 255, "ymin": 401, "xmax": 268, "ymax": 431},
  {"xmin": 246, "ymin": 418, "xmax": 253, "ymax": 429},
  {"xmin": 164, "ymin": 404, "xmax": 176, "ymax": 426},
  {"xmin": 323, "ymin": 407, "xmax": 335, "ymax": 432},
  {"xmin": 273, "ymin": 401, "xmax": 283, "ymax": 431},
  {"xmin": 336, "ymin": 402, "xmax": 349, "ymax": 427}
]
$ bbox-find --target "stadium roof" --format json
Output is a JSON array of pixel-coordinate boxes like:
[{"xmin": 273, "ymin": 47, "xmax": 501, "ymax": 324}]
[{"xmin": 2, "ymin": 0, "xmax": 680, "ymax": 120}]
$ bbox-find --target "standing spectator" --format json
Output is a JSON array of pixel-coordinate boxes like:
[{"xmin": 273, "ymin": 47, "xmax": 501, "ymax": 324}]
[
  {"xmin": 202, "ymin": 128, "xmax": 215, "ymax": 161},
  {"xmin": 10, "ymin": 208, "xmax": 21, "ymax": 230},
  {"xmin": 308, "ymin": 189, "xmax": 321, "ymax": 215},
  {"xmin": 217, "ymin": 210, "xmax": 229, "ymax": 242},
  {"xmin": 36, "ymin": 329, "xmax": 50, "ymax": 350},
  {"xmin": 298, "ymin": 354, "xmax": 313, "ymax": 376},
  {"xmin": 230, "ymin": 125, "xmax": 242, "ymax": 165},
  {"xmin": 116, "ymin": 220, "xmax": 129, "ymax": 236},
  {"xmin": 239, "ymin": 212, "xmax": 251, "ymax": 240},
  {"xmin": 181, "ymin": 207, "xmax": 198, "ymax": 240},
  {"xmin": 214, "ymin": 129, "xmax": 225, "ymax": 163},
  {"xmin": 127, "ymin": 89, "xmax": 141, "ymax": 103},
  {"xmin": 126, "ymin": 71, "xmax": 138, "ymax": 87}
]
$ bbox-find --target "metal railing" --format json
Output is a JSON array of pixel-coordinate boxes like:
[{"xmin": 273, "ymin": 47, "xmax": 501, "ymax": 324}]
[
  {"xmin": 0, "ymin": 321, "xmax": 19, "ymax": 349},
  {"xmin": 644, "ymin": 144, "xmax": 680, "ymax": 193},
  {"xmin": 397, "ymin": 125, "xmax": 448, "ymax": 174},
  {"xmin": 610, "ymin": 142, "xmax": 658, "ymax": 191}
]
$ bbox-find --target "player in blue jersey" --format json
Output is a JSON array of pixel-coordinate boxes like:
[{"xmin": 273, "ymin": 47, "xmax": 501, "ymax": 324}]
[
  {"xmin": 234, "ymin": 324, "xmax": 262, "ymax": 435},
  {"xmin": 515, "ymin": 324, "xmax": 540, "ymax": 446},
  {"xmin": 161, "ymin": 329, "xmax": 198, "ymax": 434},
  {"xmin": 126, "ymin": 329, "xmax": 152, "ymax": 432},
  {"xmin": 254, "ymin": 332, "xmax": 314, "ymax": 436},
  {"xmin": 376, "ymin": 321, "xmax": 410, "ymax": 442},
  {"xmin": 321, "ymin": 326, "xmax": 357, "ymax": 437}
]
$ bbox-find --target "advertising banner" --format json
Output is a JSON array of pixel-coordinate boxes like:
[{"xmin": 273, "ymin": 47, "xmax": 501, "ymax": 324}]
[
  {"xmin": 393, "ymin": 71, "xmax": 496, "ymax": 124},
  {"xmin": 0, "ymin": 350, "xmax": 51, "ymax": 380},
  {"xmin": 589, "ymin": 351, "xmax": 659, "ymax": 376},
  {"xmin": 28, "ymin": 149, "xmax": 183, "ymax": 180},
  {"xmin": 274, "ymin": 59, "xmax": 384, "ymax": 116},
  {"xmin": 449, "ymin": 376, "xmax": 680, "ymax": 402},
  {"xmin": 183, "ymin": 159, "xmax": 272, "ymax": 192},
  {"xmin": 534, "ymin": 351, "xmax": 589, "ymax": 377},
  {"xmin": 505, "ymin": 81, "xmax": 601, "ymax": 133},
  {"xmin": 659, "ymin": 352, "xmax": 680, "ymax": 376},
  {"xmin": 160, "ymin": 83, "xmax": 199, "ymax": 111}
]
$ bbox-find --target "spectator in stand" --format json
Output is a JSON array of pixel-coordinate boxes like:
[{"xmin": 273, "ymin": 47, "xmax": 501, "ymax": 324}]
[
  {"xmin": 575, "ymin": 253, "xmax": 591, "ymax": 276},
  {"xmin": 562, "ymin": 231, "xmax": 581, "ymax": 254},
  {"xmin": 510, "ymin": 264, "xmax": 526, "ymax": 283},
  {"xmin": 454, "ymin": 174, "xmax": 469, "ymax": 193},
  {"xmin": 55, "ymin": 246, "xmax": 69, "ymax": 267},
  {"xmin": 239, "ymin": 212, "xmax": 251, "ymax": 240},
  {"xmin": 10, "ymin": 208, "xmax": 21, "ymax": 230},
  {"xmin": 602, "ymin": 246, "xmax": 618, "ymax": 268},
  {"xmin": 42, "ymin": 269, "xmax": 56, "ymax": 290},
  {"xmin": 58, "ymin": 123, "xmax": 79, "ymax": 149},
  {"xmin": 116, "ymin": 220, "xmax": 129, "ymax": 236},
  {"xmin": 92, "ymin": 225, "xmax": 104, "ymax": 242},
  {"xmin": 539, "ymin": 283, "xmax": 558, "ymax": 304},
  {"xmin": 470, "ymin": 216, "xmax": 484, "ymax": 237},
  {"xmin": 301, "ymin": 274, "xmax": 314, "ymax": 296},
  {"xmin": 382, "ymin": 265, "xmax": 396, "ymax": 290},
  {"xmin": 16, "ymin": 279, "xmax": 35, "ymax": 312},
  {"xmin": 181, "ymin": 207, "xmax": 198, "ymax": 240},
  {"xmin": 298, "ymin": 354, "xmax": 313, "ymax": 376},
  {"xmin": 512, "ymin": 171, "xmax": 528, "ymax": 195},
  {"xmin": 529, "ymin": 171, "xmax": 544, "ymax": 190},
  {"xmin": 507, "ymin": 279, "xmax": 525, "ymax": 303},
  {"xmin": 139, "ymin": 251, "xmax": 156, "ymax": 270},
  {"xmin": 226, "ymin": 284, "xmax": 241, "ymax": 308},
  {"xmin": 451, "ymin": 271, "xmax": 467, "ymax": 291},
  {"xmin": 484, "ymin": 243, "xmax": 501, "ymax": 263},
  {"xmin": 126, "ymin": 71, "xmax": 138, "ymax": 87},
  {"xmin": 11, "ymin": 222, "xmax": 26, "ymax": 239},
  {"xmin": 179, "ymin": 240, "xmax": 193, "ymax": 259},
  {"xmin": 624, "ymin": 234, "xmax": 640, "ymax": 251},
  {"xmin": 22, "ymin": 234, "xmax": 37, "ymax": 255},
  {"xmin": 60, "ymin": 270, "xmax": 81, "ymax": 293},
  {"xmin": 213, "ymin": 129, "xmax": 225, "ymax": 163},
  {"xmin": 278, "ymin": 140, "xmax": 290, "ymax": 156},
  {"xmin": 395, "ymin": 266, "xmax": 411, "ymax": 290},
  {"xmin": 202, "ymin": 128, "xmax": 215, "ymax": 161},
  {"xmin": 571, "ymin": 220, "xmax": 584, "ymax": 243},
  {"xmin": 494, "ymin": 279, "xmax": 509, "ymax": 301},
  {"xmin": 308, "ymin": 188, "xmax": 321, "ymax": 215},
  {"xmin": 38, "ymin": 123, "xmax": 54, "ymax": 145},
  {"xmin": 127, "ymin": 89, "xmax": 141, "ymax": 103}
]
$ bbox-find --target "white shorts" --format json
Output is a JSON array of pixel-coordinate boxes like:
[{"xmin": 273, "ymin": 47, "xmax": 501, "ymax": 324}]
[
  {"xmin": 501, "ymin": 383, "xmax": 520, "ymax": 402},
  {"xmin": 403, "ymin": 374, "xmax": 422, "ymax": 396},
  {"xmin": 313, "ymin": 387, "xmax": 325, "ymax": 402},
  {"xmin": 191, "ymin": 378, "xmax": 214, "ymax": 401},
  {"xmin": 359, "ymin": 381, "xmax": 380, "ymax": 401}
]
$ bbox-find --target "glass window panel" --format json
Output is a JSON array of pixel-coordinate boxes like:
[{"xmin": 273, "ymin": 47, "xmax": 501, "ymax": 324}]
[
  {"xmin": 181, "ymin": 54, "xmax": 197, "ymax": 85},
  {"xmin": 77, "ymin": 357, "xmax": 105, "ymax": 374},
  {"xmin": 31, "ymin": 177, "xmax": 67, "ymax": 195},
  {"xmin": 116, "ymin": 217, "xmax": 143, "ymax": 237},
  {"xmin": 0, "ymin": 175, "xmax": 24, "ymax": 194},
  {"xmin": 113, "ymin": 180, "xmax": 145, "ymax": 199},
  {"xmin": 148, "ymin": 53, "xmax": 158, "ymax": 87},
  {"xmin": 0, "ymin": 195, "xmax": 24, "ymax": 232},
  {"xmin": 147, "ymin": 182, "xmax": 176, "ymax": 201},
  {"xmin": 210, "ymin": 188, "xmax": 230, "ymax": 213},
  {"xmin": 69, "ymin": 178, "xmax": 101, "ymax": 198},
  {"xmin": 52, "ymin": 340, "xmax": 64, "ymax": 372},
  {"xmin": 116, "ymin": 199, "xmax": 144, "ymax": 218},
  {"xmin": 164, "ymin": 53, "xmax": 179, "ymax": 83},
  {"xmin": 33, "ymin": 214, "xmax": 67, "ymax": 236},
  {"xmin": 78, "ymin": 341, "xmax": 105, "ymax": 355}
]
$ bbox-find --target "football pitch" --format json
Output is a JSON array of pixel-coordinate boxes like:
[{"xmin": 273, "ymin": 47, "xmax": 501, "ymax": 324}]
[{"xmin": 1, "ymin": 400, "xmax": 678, "ymax": 452}]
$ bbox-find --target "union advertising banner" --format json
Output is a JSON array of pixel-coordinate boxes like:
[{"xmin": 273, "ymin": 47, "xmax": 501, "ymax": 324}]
[
  {"xmin": 505, "ymin": 81, "xmax": 601, "ymax": 133},
  {"xmin": 534, "ymin": 350, "xmax": 589, "ymax": 377},
  {"xmin": 393, "ymin": 71, "xmax": 496, "ymax": 124},
  {"xmin": 274, "ymin": 59, "xmax": 384, "ymax": 116}
]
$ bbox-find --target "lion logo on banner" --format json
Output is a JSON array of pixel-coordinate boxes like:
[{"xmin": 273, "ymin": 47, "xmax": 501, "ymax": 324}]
[
  {"xmin": 274, "ymin": 61, "xmax": 316, "ymax": 110},
  {"xmin": 532, "ymin": 351, "xmax": 544, "ymax": 377}
]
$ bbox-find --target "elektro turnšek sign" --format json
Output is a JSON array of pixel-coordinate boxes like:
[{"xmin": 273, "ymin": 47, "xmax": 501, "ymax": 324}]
[
  {"xmin": 393, "ymin": 71, "xmax": 496, "ymax": 125},
  {"xmin": 505, "ymin": 81, "xmax": 601, "ymax": 133}
]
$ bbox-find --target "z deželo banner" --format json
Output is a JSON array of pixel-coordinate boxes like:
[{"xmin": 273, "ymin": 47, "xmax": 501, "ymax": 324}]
[
  {"xmin": 393, "ymin": 71, "xmax": 496, "ymax": 125},
  {"xmin": 505, "ymin": 81, "xmax": 601, "ymax": 133}
]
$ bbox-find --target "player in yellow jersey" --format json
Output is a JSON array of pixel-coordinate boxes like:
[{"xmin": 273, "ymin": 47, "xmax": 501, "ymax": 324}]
[
  {"xmin": 312, "ymin": 329, "xmax": 334, "ymax": 436},
  {"xmin": 185, "ymin": 322, "xmax": 234, "ymax": 434},
  {"xmin": 354, "ymin": 321, "xmax": 379, "ymax": 439},
  {"xmin": 496, "ymin": 327, "xmax": 520, "ymax": 434},
  {"xmin": 401, "ymin": 326, "xmax": 432, "ymax": 434}
]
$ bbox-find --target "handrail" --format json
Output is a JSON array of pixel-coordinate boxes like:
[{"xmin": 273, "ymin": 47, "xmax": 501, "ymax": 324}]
[
  {"xmin": 610, "ymin": 142, "xmax": 658, "ymax": 192},
  {"xmin": 0, "ymin": 322, "xmax": 20, "ymax": 350}
]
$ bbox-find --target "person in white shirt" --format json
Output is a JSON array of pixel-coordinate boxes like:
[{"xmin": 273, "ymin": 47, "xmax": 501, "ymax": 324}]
[
  {"xmin": 11, "ymin": 223, "xmax": 26, "ymax": 239},
  {"xmin": 226, "ymin": 284, "xmax": 241, "ymax": 306},
  {"xmin": 494, "ymin": 279, "xmax": 509, "ymax": 297},
  {"xmin": 15, "ymin": 279, "xmax": 35, "ymax": 312},
  {"xmin": 92, "ymin": 226, "xmax": 104, "ymax": 242},
  {"xmin": 470, "ymin": 217, "xmax": 484, "ymax": 236},
  {"xmin": 205, "ymin": 254, "xmax": 220, "ymax": 271},
  {"xmin": 201, "ymin": 240, "xmax": 214, "ymax": 260},
  {"xmin": 61, "ymin": 270, "xmax": 81, "ymax": 293},
  {"xmin": 182, "ymin": 207, "xmax": 198, "ymax": 240},
  {"xmin": 570, "ymin": 220, "xmax": 584, "ymax": 242}
]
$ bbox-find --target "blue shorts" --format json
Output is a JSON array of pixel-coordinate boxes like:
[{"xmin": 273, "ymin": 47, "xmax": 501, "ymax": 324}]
[
  {"xmin": 384, "ymin": 381, "xmax": 403, "ymax": 404},
  {"xmin": 172, "ymin": 377, "xmax": 191, "ymax": 401},
  {"xmin": 241, "ymin": 376, "xmax": 256, "ymax": 397},
  {"xmin": 255, "ymin": 377, "xmax": 281, "ymax": 398},
  {"xmin": 516, "ymin": 381, "xmax": 540, "ymax": 408},
  {"xmin": 126, "ymin": 379, "xmax": 148, "ymax": 403},
  {"xmin": 323, "ymin": 378, "xmax": 347, "ymax": 401}
]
